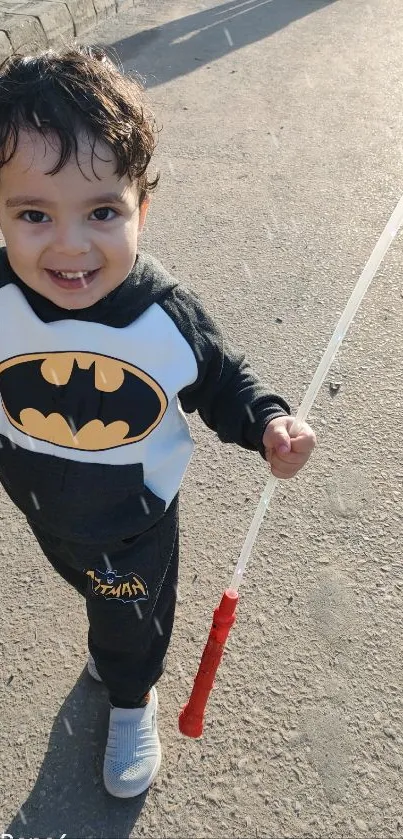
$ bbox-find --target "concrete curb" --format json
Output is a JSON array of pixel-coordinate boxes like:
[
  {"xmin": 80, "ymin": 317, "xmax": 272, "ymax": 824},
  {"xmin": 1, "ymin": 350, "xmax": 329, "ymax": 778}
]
[{"xmin": 0, "ymin": 0, "xmax": 134, "ymax": 63}]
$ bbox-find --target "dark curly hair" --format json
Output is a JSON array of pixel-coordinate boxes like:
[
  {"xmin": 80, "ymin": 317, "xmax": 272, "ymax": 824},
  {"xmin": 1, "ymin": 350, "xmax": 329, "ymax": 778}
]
[{"xmin": 0, "ymin": 45, "xmax": 160, "ymax": 205}]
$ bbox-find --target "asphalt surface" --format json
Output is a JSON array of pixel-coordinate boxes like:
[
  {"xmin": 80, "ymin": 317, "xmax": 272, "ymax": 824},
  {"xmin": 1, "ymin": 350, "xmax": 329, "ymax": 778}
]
[{"xmin": 1, "ymin": 1, "xmax": 403, "ymax": 837}]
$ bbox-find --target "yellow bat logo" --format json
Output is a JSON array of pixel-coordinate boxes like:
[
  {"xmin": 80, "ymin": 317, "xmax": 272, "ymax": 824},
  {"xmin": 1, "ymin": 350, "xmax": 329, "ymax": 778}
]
[
  {"xmin": 0, "ymin": 351, "xmax": 168, "ymax": 450},
  {"xmin": 86, "ymin": 568, "xmax": 149, "ymax": 603}
]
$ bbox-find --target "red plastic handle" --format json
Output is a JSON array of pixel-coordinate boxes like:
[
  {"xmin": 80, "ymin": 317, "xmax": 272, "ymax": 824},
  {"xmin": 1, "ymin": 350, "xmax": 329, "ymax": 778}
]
[{"xmin": 178, "ymin": 589, "xmax": 239, "ymax": 737}]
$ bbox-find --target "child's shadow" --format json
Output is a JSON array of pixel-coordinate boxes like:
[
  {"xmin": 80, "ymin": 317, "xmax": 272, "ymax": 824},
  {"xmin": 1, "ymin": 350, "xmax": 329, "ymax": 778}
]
[{"xmin": 5, "ymin": 672, "xmax": 147, "ymax": 839}]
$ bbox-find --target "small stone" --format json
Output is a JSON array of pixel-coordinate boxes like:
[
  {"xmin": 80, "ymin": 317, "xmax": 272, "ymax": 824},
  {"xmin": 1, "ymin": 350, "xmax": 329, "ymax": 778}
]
[
  {"xmin": 355, "ymin": 818, "xmax": 368, "ymax": 832},
  {"xmin": 383, "ymin": 726, "xmax": 396, "ymax": 739},
  {"xmin": 329, "ymin": 381, "xmax": 341, "ymax": 397},
  {"xmin": 205, "ymin": 791, "xmax": 220, "ymax": 804}
]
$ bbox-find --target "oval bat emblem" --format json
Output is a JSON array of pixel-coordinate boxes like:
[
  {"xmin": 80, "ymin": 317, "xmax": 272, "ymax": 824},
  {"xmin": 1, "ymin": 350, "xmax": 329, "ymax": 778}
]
[{"xmin": 0, "ymin": 351, "xmax": 168, "ymax": 450}]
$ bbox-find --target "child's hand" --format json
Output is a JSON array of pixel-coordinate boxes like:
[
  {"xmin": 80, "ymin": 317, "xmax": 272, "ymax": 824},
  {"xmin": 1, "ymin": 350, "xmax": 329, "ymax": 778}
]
[{"xmin": 262, "ymin": 416, "xmax": 316, "ymax": 479}]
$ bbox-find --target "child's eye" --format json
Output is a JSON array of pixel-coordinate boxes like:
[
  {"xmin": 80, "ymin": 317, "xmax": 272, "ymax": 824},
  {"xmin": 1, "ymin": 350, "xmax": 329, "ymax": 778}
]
[
  {"xmin": 20, "ymin": 210, "xmax": 50, "ymax": 223},
  {"xmin": 90, "ymin": 207, "xmax": 117, "ymax": 221}
]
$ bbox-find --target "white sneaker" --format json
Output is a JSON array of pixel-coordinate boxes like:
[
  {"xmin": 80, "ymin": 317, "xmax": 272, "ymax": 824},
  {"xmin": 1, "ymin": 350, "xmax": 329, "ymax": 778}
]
[
  {"xmin": 87, "ymin": 653, "xmax": 102, "ymax": 682},
  {"xmin": 103, "ymin": 687, "xmax": 161, "ymax": 798}
]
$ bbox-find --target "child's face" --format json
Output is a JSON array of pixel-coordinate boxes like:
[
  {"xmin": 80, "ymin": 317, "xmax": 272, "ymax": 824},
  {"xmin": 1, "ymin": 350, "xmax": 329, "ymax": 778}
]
[{"xmin": 0, "ymin": 129, "xmax": 149, "ymax": 309}]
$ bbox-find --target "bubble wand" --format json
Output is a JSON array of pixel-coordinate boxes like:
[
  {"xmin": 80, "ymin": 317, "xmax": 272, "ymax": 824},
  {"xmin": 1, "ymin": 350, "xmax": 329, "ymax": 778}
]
[{"xmin": 179, "ymin": 194, "xmax": 403, "ymax": 738}]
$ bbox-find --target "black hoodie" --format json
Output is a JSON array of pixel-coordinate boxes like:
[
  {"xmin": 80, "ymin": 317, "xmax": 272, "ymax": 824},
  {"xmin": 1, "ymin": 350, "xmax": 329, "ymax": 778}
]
[{"xmin": 0, "ymin": 248, "xmax": 290, "ymax": 543}]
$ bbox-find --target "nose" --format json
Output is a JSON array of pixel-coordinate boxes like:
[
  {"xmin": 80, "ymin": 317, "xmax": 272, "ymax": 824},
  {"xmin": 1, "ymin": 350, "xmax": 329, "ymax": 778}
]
[{"xmin": 52, "ymin": 223, "xmax": 91, "ymax": 256}]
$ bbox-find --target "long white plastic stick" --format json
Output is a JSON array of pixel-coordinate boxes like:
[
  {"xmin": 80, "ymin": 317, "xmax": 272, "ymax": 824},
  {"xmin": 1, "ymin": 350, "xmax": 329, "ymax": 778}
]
[{"xmin": 230, "ymin": 194, "xmax": 403, "ymax": 593}]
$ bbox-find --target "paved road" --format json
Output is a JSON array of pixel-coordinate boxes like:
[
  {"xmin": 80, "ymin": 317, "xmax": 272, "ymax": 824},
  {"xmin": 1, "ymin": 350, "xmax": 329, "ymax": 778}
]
[{"xmin": 1, "ymin": 1, "xmax": 402, "ymax": 837}]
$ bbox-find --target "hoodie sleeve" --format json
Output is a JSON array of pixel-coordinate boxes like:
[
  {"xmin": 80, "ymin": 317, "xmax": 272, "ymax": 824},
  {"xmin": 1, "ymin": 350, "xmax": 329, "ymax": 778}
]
[{"xmin": 160, "ymin": 285, "xmax": 291, "ymax": 456}]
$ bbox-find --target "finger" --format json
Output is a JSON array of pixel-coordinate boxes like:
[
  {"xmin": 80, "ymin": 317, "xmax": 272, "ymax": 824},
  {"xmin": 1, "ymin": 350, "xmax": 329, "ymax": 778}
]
[
  {"xmin": 288, "ymin": 431, "xmax": 316, "ymax": 454},
  {"xmin": 266, "ymin": 425, "xmax": 292, "ymax": 455},
  {"xmin": 270, "ymin": 463, "xmax": 300, "ymax": 479},
  {"xmin": 269, "ymin": 452, "xmax": 309, "ymax": 475},
  {"xmin": 267, "ymin": 449, "xmax": 309, "ymax": 466}
]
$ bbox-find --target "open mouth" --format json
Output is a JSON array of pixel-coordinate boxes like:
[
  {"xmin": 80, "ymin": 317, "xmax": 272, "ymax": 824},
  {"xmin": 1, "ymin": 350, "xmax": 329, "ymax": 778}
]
[{"xmin": 45, "ymin": 269, "xmax": 100, "ymax": 290}]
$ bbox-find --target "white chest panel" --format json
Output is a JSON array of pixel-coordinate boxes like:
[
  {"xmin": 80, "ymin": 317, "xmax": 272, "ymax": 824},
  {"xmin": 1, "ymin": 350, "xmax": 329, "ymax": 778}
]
[{"xmin": 0, "ymin": 283, "xmax": 199, "ymax": 505}]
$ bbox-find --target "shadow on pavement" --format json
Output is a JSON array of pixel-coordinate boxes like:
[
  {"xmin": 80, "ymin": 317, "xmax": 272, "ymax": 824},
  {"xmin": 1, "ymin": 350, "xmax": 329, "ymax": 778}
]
[
  {"xmin": 106, "ymin": 0, "xmax": 340, "ymax": 86},
  {"xmin": 5, "ymin": 671, "xmax": 148, "ymax": 839}
]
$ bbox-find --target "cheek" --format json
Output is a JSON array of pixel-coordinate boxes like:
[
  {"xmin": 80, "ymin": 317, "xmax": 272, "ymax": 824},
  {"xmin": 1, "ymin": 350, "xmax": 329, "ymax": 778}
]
[
  {"xmin": 3, "ymin": 218, "xmax": 45, "ymax": 244},
  {"xmin": 3, "ymin": 224, "xmax": 39, "ymax": 258},
  {"xmin": 105, "ymin": 222, "xmax": 138, "ymax": 260}
]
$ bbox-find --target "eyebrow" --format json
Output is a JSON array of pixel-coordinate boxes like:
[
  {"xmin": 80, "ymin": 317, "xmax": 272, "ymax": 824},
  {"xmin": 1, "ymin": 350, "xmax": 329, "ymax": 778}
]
[{"xmin": 5, "ymin": 192, "xmax": 130, "ymax": 209}]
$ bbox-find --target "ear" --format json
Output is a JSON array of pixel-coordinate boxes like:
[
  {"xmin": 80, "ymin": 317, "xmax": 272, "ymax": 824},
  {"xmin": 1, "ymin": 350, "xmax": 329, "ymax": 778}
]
[{"xmin": 138, "ymin": 196, "xmax": 150, "ymax": 234}]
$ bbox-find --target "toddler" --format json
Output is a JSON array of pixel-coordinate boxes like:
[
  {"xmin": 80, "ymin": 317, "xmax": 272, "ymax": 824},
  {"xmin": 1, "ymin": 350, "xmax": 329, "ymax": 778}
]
[{"xmin": 0, "ymin": 47, "xmax": 316, "ymax": 798}]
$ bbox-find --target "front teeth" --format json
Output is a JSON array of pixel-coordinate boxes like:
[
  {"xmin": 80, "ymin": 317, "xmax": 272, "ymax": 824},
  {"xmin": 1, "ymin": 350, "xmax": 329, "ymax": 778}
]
[{"xmin": 54, "ymin": 270, "xmax": 92, "ymax": 279}]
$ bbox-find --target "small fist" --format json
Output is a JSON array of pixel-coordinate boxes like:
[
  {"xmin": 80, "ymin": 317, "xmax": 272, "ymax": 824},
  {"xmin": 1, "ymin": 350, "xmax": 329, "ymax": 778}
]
[{"xmin": 262, "ymin": 416, "xmax": 316, "ymax": 479}]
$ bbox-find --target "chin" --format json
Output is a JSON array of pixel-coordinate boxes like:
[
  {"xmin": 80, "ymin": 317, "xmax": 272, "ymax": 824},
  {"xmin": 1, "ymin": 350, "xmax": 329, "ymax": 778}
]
[
  {"xmin": 55, "ymin": 293, "xmax": 101, "ymax": 310},
  {"xmin": 41, "ymin": 287, "xmax": 96, "ymax": 310}
]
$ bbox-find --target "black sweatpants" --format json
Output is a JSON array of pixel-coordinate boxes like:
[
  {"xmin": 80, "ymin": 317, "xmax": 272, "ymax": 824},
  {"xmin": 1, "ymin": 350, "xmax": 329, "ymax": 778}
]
[{"xmin": 29, "ymin": 496, "xmax": 179, "ymax": 707}]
